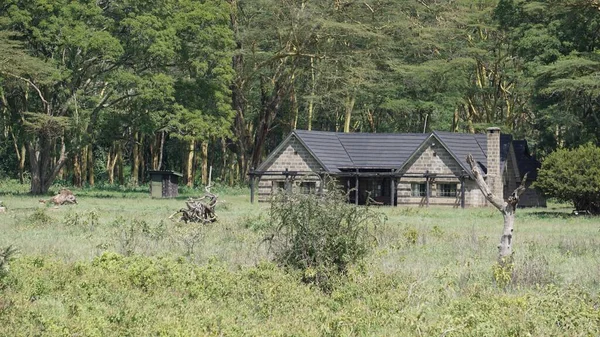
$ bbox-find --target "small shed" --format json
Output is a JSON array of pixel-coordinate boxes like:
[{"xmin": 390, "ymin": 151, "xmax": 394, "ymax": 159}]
[{"xmin": 148, "ymin": 170, "xmax": 182, "ymax": 198}]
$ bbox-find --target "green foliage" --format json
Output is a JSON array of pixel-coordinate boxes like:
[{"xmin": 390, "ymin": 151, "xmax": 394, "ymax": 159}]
[
  {"xmin": 492, "ymin": 258, "xmax": 514, "ymax": 289},
  {"xmin": 1, "ymin": 253, "xmax": 600, "ymax": 336},
  {"xmin": 63, "ymin": 210, "xmax": 99, "ymax": 231},
  {"xmin": 1, "ymin": 191, "xmax": 600, "ymax": 335},
  {"xmin": 27, "ymin": 208, "xmax": 53, "ymax": 226},
  {"xmin": 403, "ymin": 226, "xmax": 419, "ymax": 245},
  {"xmin": 0, "ymin": 245, "xmax": 17, "ymax": 282},
  {"xmin": 266, "ymin": 186, "xmax": 385, "ymax": 290},
  {"xmin": 536, "ymin": 143, "xmax": 600, "ymax": 213}
]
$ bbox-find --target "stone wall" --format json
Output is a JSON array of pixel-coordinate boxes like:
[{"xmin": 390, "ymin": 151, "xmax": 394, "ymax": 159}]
[
  {"xmin": 256, "ymin": 136, "xmax": 323, "ymax": 201},
  {"xmin": 396, "ymin": 140, "xmax": 484, "ymax": 206}
]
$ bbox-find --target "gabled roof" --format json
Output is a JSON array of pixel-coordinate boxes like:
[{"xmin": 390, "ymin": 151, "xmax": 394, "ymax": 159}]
[
  {"xmin": 292, "ymin": 130, "xmax": 353, "ymax": 172},
  {"xmin": 294, "ymin": 130, "xmax": 428, "ymax": 172},
  {"xmin": 433, "ymin": 131, "xmax": 512, "ymax": 174},
  {"xmin": 263, "ymin": 130, "xmax": 528, "ymax": 178}
]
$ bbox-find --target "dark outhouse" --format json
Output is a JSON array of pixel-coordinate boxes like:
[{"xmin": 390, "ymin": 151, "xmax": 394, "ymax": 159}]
[{"xmin": 148, "ymin": 170, "xmax": 182, "ymax": 198}]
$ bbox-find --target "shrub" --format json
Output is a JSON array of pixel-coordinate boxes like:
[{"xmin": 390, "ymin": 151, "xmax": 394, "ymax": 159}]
[
  {"xmin": 265, "ymin": 184, "xmax": 385, "ymax": 290},
  {"xmin": 0, "ymin": 246, "xmax": 18, "ymax": 282},
  {"xmin": 536, "ymin": 143, "xmax": 600, "ymax": 214}
]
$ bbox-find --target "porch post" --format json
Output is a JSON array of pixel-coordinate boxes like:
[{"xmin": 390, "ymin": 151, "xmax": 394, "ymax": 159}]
[
  {"xmin": 318, "ymin": 172, "xmax": 324, "ymax": 195},
  {"xmin": 355, "ymin": 169, "xmax": 359, "ymax": 206},
  {"xmin": 390, "ymin": 178, "xmax": 396, "ymax": 206},
  {"xmin": 284, "ymin": 168, "xmax": 291, "ymax": 193},
  {"xmin": 250, "ymin": 170, "xmax": 255, "ymax": 204},
  {"xmin": 425, "ymin": 171, "xmax": 430, "ymax": 208},
  {"xmin": 460, "ymin": 174, "xmax": 466, "ymax": 209}
]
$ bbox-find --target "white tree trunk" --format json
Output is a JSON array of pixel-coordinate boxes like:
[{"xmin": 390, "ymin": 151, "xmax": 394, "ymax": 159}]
[{"xmin": 467, "ymin": 154, "xmax": 527, "ymax": 263}]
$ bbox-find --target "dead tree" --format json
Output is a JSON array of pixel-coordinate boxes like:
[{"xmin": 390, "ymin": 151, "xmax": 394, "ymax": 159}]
[
  {"xmin": 39, "ymin": 189, "xmax": 77, "ymax": 205},
  {"xmin": 170, "ymin": 187, "xmax": 218, "ymax": 224},
  {"xmin": 467, "ymin": 154, "xmax": 528, "ymax": 263}
]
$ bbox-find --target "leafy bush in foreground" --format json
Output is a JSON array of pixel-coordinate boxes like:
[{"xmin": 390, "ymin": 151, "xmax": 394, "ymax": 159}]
[
  {"xmin": 1, "ymin": 254, "xmax": 599, "ymax": 336},
  {"xmin": 536, "ymin": 143, "xmax": 600, "ymax": 214},
  {"xmin": 266, "ymin": 185, "xmax": 385, "ymax": 289}
]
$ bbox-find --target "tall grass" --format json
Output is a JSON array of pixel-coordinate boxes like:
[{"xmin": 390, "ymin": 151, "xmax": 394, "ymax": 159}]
[{"xmin": 0, "ymin": 186, "xmax": 599, "ymax": 336}]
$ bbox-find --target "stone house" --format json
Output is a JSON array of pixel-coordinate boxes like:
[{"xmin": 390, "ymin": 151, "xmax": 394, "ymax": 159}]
[{"xmin": 251, "ymin": 127, "xmax": 546, "ymax": 208}]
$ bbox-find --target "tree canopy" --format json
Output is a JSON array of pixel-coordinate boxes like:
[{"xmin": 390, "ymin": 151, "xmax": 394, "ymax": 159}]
[{"xmin": 0, "ymin": 0, "xmax": 599, "ymax": 191}]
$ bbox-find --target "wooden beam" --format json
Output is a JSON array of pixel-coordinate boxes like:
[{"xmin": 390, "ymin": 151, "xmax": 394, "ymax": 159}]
[
  {"xmin": 355, "ymin": 169, "xmax": 359, "ymax": 206},
  {"xmin": 460, "ymin": 175, "xmax": 465, "ymax": 209},
  {"xmin": 390, "ymin": 178, "xmax": 396, "ymax": 206}
]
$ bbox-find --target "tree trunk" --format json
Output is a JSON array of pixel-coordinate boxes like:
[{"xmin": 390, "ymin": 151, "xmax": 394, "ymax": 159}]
[
  {"xmin": 139, "ymin": 135, "xmax": 145, "ymax": 184},
  {"xmin": 131, "ymin": 131, "xmax": 140, "ymax": 186},
  {"xmin": 18, "ymin": 144, "xmax": 26, "ymax": 184},
  {"xmin": 151, "ymin": 131, "xmax": 165, "ymax": 170},
  {"xmin": 307, "ymin": 57, "xmax": 315, "ymax": 131},
  {"xmin": 73, "ymin": 153, "xmax": 82, "ymax": 187},
  {"xmin": 117, "ymin": 142, "xmax": 124, "ymax": 185},
  {"xmin": 81, "ymin": 146, "xmax": 88, "ymax": 186},
  {"xmin": 467, "ymin": 154, "xmax": 528, "ymax": 263},
  {"xmin": 10, "ymin": 131, "xmax": 26, "ymax": 184},
  {"xmin": 185, "ymin": 139, "xmax": 195, "ymax": 187},
  {"xmin": 87, "ymin": 144, "xmax": 94, "ymax": 187},
  {"xmin": 201, "ymin": 141, "xmax": 209, "ymax": 185},
  {"xmin": 106, "ymin": 142, "xmax": 119, "ymax": 185},
  {"xmin": 27, "ymin": 136, "xmax": 68, "ymax": 195},
  {"xmin": 344, "ymin": 93, "xmax": 356, "ymax": 133},
  {"xmin": 290, "ymin": 73, "xmax": 298, "ymax": 130},
  {"xmin": 250, "ymin": 79, "xmax": 289, "ymax": 170}
]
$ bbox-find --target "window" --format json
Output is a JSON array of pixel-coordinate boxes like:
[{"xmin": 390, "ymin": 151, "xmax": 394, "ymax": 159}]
[
  {"xmin": 367, "ymin": 179, "xmax": 385, "ymax": 198},
  {"xmin": 300, "ymin": 182, "xmax": 316, "ymax": 194},
  {"xmin": 411, "ymin": 183, "xmax": 427, "ymax": 197},
  {"xmin": 274, "ymin": 181, "xmax": 287, "ymax": 191},
  {"xmin": 438, "ymin": 183, "xmax": 457, "ymax": 197}
]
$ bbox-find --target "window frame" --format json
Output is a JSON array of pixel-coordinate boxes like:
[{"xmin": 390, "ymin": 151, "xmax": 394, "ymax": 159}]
[
  {"xmin": 437, "ymin": 183, "xmax": 458, "ymax": 198},
  {"xmin": 411, "ymin": 183, "xmax": 427, "ymax": 197}
]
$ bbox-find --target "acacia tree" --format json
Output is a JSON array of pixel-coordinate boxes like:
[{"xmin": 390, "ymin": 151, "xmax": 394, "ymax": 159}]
[
  {"xmin": 495, "ymin": 0, "xmax": 600, "ymax": 151},
  {"xmin": 0, "ymin": 0, "xmax": 234, "ymax": 192}
]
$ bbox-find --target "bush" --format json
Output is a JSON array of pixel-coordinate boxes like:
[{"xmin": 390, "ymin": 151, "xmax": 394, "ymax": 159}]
[
  {"xmin": 0, "ymin": 246, "xmax": 18, "ymax": 282},
  {"xmin": 265, "ymin": 184, "xmax": 385, "ymax": 290},
  {"xmin": 536, "ymin": 143, "xmax": 600, "ymax": 214}
]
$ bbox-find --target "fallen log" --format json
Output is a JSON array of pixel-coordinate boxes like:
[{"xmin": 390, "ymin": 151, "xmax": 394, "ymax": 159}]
[{"xmin": 39, "ymin": 189, "xmax": 78, "ymax": 205}]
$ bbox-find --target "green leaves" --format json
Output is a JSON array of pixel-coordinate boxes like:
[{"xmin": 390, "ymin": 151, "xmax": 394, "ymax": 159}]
[{"xmin": 536, "ymin": 143, "xmax": 600, "ymax": 213}]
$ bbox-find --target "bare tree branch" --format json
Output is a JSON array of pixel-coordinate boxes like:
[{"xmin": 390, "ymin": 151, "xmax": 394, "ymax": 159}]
[
  {"xmin": 467, "ymin": 153, "xmax": 528, "ymax": 262},
  {"xmin": 0, "ymin": 71, "xmax": 49, "ymax": 112},
  {"xmin": 466, "ymin": 153, "xmax": 504, "ymax": 210}
]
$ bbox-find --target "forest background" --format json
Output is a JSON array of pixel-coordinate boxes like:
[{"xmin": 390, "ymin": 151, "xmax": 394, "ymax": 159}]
[{"xmin": 1, "ymin": 0, "xmax": 599, "ymax": 194}]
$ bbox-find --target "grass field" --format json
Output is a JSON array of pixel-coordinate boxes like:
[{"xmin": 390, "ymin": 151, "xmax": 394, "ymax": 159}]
[{"xmin": 1, "ymin": 180, "xmax": 599, "ymax": 336}]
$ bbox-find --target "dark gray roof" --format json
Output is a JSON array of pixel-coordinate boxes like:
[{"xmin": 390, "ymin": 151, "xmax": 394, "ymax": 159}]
[
  {"xmin": 337, "ymin": 133, "xmax": 428, "ymax": 168},
  {"xmin": 293, "ymin": 130, "xmax": 353, "ymax": 172},
  {"xmin": 294, "ymin": 130, "xmax": 428, "ymax": 172},
  {"xmin": 287, "ymin": 130, "xmax": 529, "ymax": 178},
  {"xmin": 433, "ymin": 132, "xmax": 512, "ymax": 173}
]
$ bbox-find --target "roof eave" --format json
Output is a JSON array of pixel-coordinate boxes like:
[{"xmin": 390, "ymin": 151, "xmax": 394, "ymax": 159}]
[{"xmin": 291, "ymin": 130, "xmax": 332, "ymax": 173}]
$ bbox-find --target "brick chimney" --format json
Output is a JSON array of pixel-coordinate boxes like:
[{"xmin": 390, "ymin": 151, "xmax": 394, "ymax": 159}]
[{"xmin": 486, "ymin": 127, "xmax": 503, "ymax": 199}]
